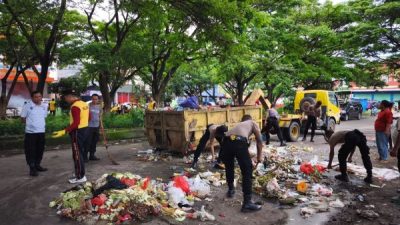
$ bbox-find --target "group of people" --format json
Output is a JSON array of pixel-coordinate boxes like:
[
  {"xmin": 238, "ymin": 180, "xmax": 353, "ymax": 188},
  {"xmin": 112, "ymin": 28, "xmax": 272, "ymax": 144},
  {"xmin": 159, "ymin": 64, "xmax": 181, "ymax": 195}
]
[
  {"xmin": 190, "ymin": 99, "xmax": 400, "ymax": 212},
  {"xmin": 21, "ymin": 90, "xmax": 103, "ymax": 183}
]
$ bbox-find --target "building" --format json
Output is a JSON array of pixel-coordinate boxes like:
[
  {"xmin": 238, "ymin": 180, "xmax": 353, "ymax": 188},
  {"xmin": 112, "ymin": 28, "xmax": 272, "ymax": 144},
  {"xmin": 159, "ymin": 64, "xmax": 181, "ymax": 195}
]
[
  {"xmin": 0, "ymin": 63, "xmax": 54, "ymax": 113},
  {"xmin": 336, "ymin": 67, "xmax": 400, "ymax": 103}
]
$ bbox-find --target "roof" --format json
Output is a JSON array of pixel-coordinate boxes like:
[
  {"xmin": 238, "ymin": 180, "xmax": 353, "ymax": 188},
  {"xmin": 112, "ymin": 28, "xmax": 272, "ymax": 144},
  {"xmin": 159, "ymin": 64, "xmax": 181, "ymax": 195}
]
[{"xmin": 0, "ymin": 68, "xmax": 54, "ymax": 83}]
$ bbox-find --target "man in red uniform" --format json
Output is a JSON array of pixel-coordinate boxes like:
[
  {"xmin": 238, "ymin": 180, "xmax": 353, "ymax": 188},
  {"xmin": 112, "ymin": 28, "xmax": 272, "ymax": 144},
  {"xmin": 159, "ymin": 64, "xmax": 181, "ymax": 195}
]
[{"xmin": 53, "ymin": 90, "xmax": 89, "ymax": 183}]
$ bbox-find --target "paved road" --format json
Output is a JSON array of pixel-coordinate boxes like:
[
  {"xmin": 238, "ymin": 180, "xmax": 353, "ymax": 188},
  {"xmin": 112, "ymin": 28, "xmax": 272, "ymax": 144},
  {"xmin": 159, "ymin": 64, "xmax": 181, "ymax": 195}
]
[{"xmin": 0, "ymin": 116, "xmax": 397, "ymax": 225}]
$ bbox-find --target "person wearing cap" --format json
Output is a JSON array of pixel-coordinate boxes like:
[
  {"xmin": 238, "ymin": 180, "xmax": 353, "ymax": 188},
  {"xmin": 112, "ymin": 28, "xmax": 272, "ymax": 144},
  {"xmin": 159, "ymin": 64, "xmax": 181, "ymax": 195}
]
[
  {"xmin": 222, "ymin": 115, "xmax": 263, "ymax": 212},
  {"xmin": 263, "ymin": 103, "xmax": 286, "ymax": 146},
  {"xmin": 21, "ymin": 91, "xmax": 48, "ymax": 176},
  {"xmin": 191, "ymin": 124, "xmax": 228, "ymax": 169},
  {"xmin": 334, "ymin": 129, "xmax": 373, "ymax": 184},
  {"xmin": 52, "ymin": 90, "xmax": 89, "ymax": 184},
  {"xmin": 375, "ymin": 100, "xmax": 393, "ymax": 161},
  {"xmin": 84, "ymin": 94, "xmax": 102, "ymax": 162}
]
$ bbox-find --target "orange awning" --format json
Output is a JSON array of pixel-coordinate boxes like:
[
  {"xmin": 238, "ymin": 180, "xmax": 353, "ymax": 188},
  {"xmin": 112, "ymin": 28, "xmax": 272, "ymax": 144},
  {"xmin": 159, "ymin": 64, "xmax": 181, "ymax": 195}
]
[{"xmin": 0, "ymin": 68, "xmax": 54, "ymax": 83}]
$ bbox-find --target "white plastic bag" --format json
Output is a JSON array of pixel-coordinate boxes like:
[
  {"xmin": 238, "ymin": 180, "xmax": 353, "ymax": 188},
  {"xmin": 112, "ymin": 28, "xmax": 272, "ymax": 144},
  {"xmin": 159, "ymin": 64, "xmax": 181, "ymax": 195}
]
[
  {"xmin": 189, "ymin": 175, "xmax": 211, "ymax": 198},
  {"xmin": 167, "ymin": 187, "xmax": 187, "ymax": 206}
]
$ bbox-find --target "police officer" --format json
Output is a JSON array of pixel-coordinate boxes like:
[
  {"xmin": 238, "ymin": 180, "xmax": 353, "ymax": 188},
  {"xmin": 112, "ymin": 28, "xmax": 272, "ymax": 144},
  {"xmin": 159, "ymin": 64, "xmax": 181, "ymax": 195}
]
[
  {"xmin": 264, "ymin": 103, "xmax": 286, "ymax": 146},
  {"xmin": 21, "ymin": 91, "xmax": 48, "ymax": 176},
  {"xmin": 302, "ymin": 101, "xmax": 322, "ymax": 142},
  {"xmin": 53, "ymin": 90, "xmax": 89, "ymax": 184},
  {"xmin": 335, "ymin": 129, "xmax": 373, "ymax": 184},
  {"xmin": 191, "ymin": 124, "xmax": 228, "ymax": 169},
  {"xmin": 222, "ymin": 115, "xmax": 263, "ymax": 212}
]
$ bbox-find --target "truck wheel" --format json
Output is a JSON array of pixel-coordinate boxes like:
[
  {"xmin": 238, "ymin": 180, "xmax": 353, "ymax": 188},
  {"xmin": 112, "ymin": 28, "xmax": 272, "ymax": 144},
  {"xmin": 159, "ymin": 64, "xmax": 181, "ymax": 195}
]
[
  {"xmin": 284, "ymin": 121, "xmax": 300, "ymax": 142},
  {"xmin": 299, "ymin": 97, "xmax": 316, "ymax": 113},
  {"xmin": 328, "ymin": 118, "xmax": 336, "ymax": 132}
]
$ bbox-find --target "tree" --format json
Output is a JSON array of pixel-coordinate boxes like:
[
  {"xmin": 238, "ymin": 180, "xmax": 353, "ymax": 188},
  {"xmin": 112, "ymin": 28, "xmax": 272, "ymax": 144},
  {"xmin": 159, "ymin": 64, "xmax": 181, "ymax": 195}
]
[
  {"xmin": 137, "ymin": 0, "xmax": 245, "ymax": 103},
  {"xmin": 168, "ymin": 60, "xmax": 216, "ymax": 103},
  {"xmin": 0, "ymin": 11, "xmax": 35, "ymax": 119},
  {"xmin": 345, "ymin": 0, "xmax": 399, "ymax": 69},
  {"xmin": 3, "ymin": 0, "xmax": 67, "ymax": 94}
]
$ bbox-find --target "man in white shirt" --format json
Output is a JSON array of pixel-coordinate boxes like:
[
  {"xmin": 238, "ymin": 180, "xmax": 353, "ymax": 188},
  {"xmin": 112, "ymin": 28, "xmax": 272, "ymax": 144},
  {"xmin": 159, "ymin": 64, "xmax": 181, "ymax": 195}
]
[{"xmin": 21, "ymin": 91, "xmax": 48, "ymax": 176}]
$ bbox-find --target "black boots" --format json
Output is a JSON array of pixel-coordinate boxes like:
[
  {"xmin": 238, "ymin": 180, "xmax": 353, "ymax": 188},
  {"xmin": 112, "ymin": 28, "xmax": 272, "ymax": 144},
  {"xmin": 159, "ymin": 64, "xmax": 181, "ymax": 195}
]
[
  {"xmin": 89, "ymin": 155, "xmax": 100, "ymax": 161},
  {"xmin": 280, "ymin": 142, "xmax": 286, "ymax": 147},
  {"xmin": 241, "ymin": 195, "xmax": 262, "ymax": 213},
  {"xmin": 335, "ymin": 173, "xmax": 349, "ymax": 182},
  {"xmin": 191, "ymin": 161, "xmax": 197, "ymax": 169},
  {"xmin": 29, "ymin": 166, "xmax": 38, "ymax": 177},
  {"xmin": 226, "ymin": 189, "xmax": 235, "ymax": 198},
  {"xmin": 364, "ymin": 172, "xmax": 373, "ymax": 184},
  {"xmin": 35, "ymin": 165, "xmax": 48, "ymax": 172}
]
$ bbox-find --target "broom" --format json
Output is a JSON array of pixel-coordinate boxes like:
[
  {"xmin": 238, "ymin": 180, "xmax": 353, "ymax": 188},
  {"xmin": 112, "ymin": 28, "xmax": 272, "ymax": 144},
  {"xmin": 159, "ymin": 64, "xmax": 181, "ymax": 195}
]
[{"xmin": 100, "ymin": 120, "xmax": 120, "ymax": 165}]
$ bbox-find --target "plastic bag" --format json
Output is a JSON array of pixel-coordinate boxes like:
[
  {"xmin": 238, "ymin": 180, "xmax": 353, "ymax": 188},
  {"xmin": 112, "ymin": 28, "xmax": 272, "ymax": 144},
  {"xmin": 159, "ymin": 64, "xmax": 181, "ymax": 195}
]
[
  {"xmin": 141, "ymin": 177, "xmax": 151, "ymax": 190},
  {"xmin": 189, "ymin": 175, "xmax": 210, "ymax": 198},
  {"xmin": 168, "ymin": 187, "xmax": 187, "ymax": 206},
  {"xmin": 173, "ymin": 176, "xmax": 190, "ymax": 194},
  {"xmin": 91, "ymin": 194, "xmax": 107, "ymax": 206},
  {"xmin": 121, "ymin": 177, "xmax": 136, "ymax": 187}
]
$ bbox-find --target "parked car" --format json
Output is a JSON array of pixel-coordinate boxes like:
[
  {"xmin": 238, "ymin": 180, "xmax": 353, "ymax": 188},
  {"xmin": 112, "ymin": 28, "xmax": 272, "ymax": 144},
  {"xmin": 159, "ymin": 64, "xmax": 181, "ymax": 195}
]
[{"xmin": 340, "ymin": 101, "xmax": 363, "ymax": 121}]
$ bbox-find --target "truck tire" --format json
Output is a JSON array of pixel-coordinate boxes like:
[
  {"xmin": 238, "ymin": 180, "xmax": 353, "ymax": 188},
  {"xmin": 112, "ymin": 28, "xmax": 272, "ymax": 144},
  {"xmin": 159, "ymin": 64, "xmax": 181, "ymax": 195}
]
[
  {"xmin": 299, "ymin": 97, "xmax": 316, "ymax": 113},
  {"xmin": 328, "ymin": 118, "xmax": 336, "ymax": 132},
  {"xmin": 284, "ymin": 121, "xmax": 300, "ymax": 142}
]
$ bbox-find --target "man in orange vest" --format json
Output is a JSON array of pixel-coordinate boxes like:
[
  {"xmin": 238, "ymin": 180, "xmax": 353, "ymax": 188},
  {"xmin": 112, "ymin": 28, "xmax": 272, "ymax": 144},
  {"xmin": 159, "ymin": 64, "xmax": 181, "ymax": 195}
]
[{"xmin": 52, "ymin": 90, "xmax": 89, "ymax": 184}]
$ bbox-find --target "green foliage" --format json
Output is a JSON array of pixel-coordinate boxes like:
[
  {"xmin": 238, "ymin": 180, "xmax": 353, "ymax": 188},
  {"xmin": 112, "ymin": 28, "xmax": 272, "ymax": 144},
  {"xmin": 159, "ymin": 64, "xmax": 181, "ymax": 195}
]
[
  {"xmin": 0, "ymin": 119, "xmax": 25, "ymax": 136},
  {"xmin": 103, "ymin": 109, "xmax": 145, "ymax": 129},
  {"xmin": 0, "ymin": 109, "xmax": 144, "ymax": 136}
]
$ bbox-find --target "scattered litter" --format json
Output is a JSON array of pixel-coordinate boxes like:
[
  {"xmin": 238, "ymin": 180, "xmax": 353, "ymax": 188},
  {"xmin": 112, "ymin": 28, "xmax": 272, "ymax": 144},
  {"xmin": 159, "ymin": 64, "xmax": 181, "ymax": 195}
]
[
  {"xmin": 329, "ymin": 199, "xmax": 345, "ymax": 208},
  {"xmin": 357, "ymin": 209, "xmax": 379, "ymax": 220},
  {"xmin": 320, "ymin": 161, "xmax": 400, "ymax": 181}
]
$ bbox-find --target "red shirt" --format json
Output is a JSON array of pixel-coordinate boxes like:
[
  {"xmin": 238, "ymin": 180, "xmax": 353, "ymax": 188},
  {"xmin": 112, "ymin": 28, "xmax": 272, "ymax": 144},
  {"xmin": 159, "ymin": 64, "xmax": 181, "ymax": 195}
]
[{"xmin": 374, "ymin": 108, "xmax": 393, "ymax": 132}]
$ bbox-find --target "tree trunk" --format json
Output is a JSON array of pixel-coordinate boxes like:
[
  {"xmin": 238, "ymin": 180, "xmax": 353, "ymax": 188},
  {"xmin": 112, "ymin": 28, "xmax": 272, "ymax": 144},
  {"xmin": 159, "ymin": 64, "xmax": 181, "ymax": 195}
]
[
  {"xmin": 0, "ymin": 64, "xmax": 15, "ymax": 119},
  {"xmin": 237, "ymin": 82, "xmax": 244, "ymax": 106},
  {"xmin": 99, "ymin": 73, "xmax": 112, "ymax": 112},
  {"xmin": 36, "ymin": 65, "xmax": 49, "ymax": 94}
]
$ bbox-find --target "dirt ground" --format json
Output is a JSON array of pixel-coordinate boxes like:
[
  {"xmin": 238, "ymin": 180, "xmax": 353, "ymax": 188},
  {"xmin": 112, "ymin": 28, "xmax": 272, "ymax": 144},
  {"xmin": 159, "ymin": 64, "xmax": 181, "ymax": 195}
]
[{"xmin": 0, "ymin": 116, "xmax": 399, "ymax": 225}]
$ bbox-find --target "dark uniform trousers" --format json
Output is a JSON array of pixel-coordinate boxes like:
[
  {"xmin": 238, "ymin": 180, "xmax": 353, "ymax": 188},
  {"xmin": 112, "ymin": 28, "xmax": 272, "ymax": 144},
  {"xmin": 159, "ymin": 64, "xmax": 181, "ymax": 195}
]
[
  {"xmin": 338, "ymin": 130, "xmax": 372, "ymax": 176},
  {"xmin": 265, "ymin": 117, "xmax": 284, "ymax": 143},
  {"xmin": 222, "ymin": 138, "xmax": 253, "ymax": 200},
  {"xmin": 85, "ymin": 127, "xmax": 100, "ymax": 158},
  {"xmin": 24, "ymin": 133, "xmax": 45, "ymax": 168},
  {"xmin": 193, "ymin": 125, "xmax": 224, "ymax": 164},
  {"xmin": 303, "ymin": 115, "xmax": 317, "ymax": 139},
  {"xmin": 70, "ymin": 128, "xmax": 87, "ymax": 179}
]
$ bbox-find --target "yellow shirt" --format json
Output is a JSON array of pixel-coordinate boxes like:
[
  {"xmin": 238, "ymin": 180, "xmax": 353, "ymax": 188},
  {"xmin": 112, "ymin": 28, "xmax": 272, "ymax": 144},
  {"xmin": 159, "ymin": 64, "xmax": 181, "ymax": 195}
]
[
  {"xmin": 49, "ymin": 100, "xmax": 56, "ymax": 111},
  {"xmin": 148, "ymin": 101, "xmax": 156, "ymax": 110},
  {"xmin": 69, "ymin": 100, "xmax": 89, "ymax": 129}
]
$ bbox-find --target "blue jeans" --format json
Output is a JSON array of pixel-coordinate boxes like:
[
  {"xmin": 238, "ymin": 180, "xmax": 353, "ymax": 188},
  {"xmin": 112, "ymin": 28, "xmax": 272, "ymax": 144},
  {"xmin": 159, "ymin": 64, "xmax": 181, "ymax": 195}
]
[{"xmin": 376, "ymin": 131, "xmax": 389, "ymax": 160}]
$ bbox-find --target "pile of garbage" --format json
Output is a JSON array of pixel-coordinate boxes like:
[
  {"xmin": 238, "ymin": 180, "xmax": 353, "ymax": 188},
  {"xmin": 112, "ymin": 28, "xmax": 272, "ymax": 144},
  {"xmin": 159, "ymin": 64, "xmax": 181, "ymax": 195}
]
[
  {"xmin": 250, "ymin": 145, "xmax": 345, "ymax": 218},
  {"xmin": 49, "ymin": 172, "xmax": 215, "ymax": 224}
]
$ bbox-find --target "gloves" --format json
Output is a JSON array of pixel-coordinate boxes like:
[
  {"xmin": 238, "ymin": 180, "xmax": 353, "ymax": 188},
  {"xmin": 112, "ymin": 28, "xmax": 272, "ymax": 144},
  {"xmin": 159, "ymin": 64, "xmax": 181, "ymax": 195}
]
[{"xmin": 52, "ymin": 130, "xmax": 66, "ymax": 138}]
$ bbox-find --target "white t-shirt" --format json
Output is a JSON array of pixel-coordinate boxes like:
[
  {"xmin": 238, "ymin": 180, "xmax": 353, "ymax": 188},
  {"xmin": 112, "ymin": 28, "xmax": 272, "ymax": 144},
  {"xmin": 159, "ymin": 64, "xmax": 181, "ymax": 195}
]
[{"xmin": 21, "ymin": 101, "xmax": 48, "ymax": 133}]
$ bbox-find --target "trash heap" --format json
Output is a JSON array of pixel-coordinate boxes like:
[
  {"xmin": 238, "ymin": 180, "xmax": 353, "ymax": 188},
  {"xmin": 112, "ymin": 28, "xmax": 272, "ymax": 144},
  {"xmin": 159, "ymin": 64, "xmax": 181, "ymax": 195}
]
[
  {"xmin": 250, "ymin": 145, "xmax": 345, "ymax": 218},
  {"xmin": 49, "ymin": 172, "xmax": 215, "ymax": 224}
]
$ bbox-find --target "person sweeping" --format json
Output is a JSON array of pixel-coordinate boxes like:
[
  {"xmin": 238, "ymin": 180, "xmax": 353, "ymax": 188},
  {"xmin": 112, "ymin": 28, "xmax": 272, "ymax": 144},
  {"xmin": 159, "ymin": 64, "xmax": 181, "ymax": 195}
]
[{"xmin": 53, "ymin": 90, "xmax": 89, "ymax": 184}]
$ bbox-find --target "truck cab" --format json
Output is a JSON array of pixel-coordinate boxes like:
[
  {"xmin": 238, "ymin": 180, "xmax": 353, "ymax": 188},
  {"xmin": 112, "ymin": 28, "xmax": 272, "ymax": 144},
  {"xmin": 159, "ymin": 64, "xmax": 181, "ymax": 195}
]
[
  {"xmin": 278, "ymin": 90, "xmax": 341, "ymax": 142},
  {"xmin": 294, "ymin": 90, "xmax": 341, "ymax": 130}
]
